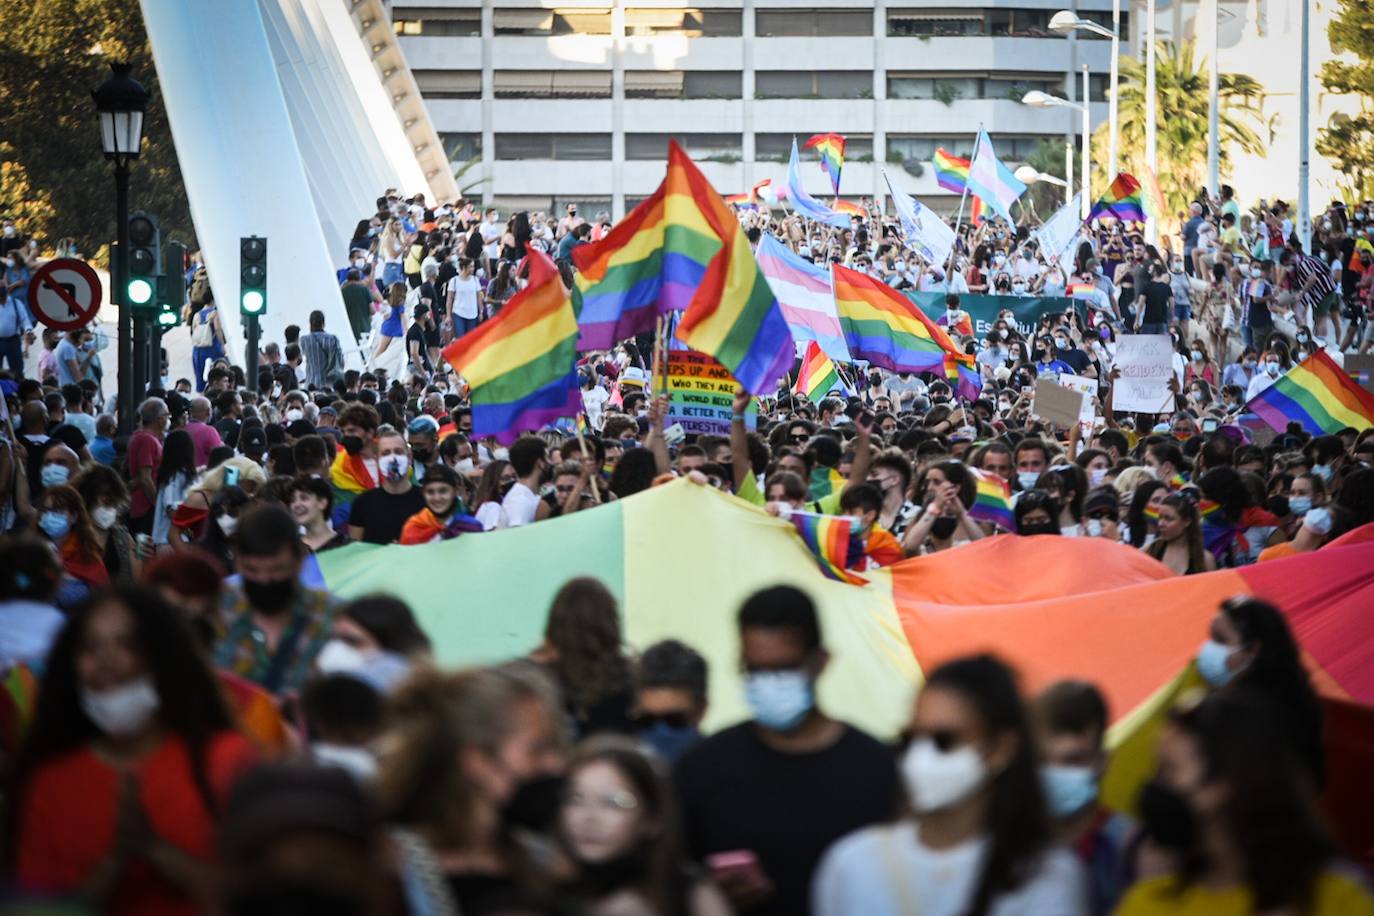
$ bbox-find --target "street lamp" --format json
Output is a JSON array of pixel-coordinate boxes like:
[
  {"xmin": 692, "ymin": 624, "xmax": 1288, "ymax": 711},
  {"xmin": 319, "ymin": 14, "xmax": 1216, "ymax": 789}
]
[
  {"xmin": 1049, "ymin": 8, "xmax": 1119, "ymax": 180},
  {"xmin": 1023, "ymin": 76, "xmax": 1091, "ymax": 220},
  {"xmin": 1014, "ymin": 165, "xmax": 1071, "ymax": 209},
  {"xmin": 91, "ymin": 62, "xmax": 150, "ymax": 435}
]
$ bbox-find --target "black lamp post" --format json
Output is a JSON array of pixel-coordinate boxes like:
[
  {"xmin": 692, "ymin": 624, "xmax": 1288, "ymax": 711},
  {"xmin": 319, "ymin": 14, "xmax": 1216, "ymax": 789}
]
[{"xmin": 91, "ymin": 62, "xmax": 150, "ymax": 434}]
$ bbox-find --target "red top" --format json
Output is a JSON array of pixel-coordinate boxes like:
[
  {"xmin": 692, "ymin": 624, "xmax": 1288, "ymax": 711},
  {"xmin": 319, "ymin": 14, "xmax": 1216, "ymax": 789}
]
[
  {"xmin": 184, "ymin": 421, "xmax": 223, "ymax": 469},
  {"xmin": 15, "ymin": 730, "xmax": 257, "ymax": 916},
  {"xmin": 126, "ymin": 429, "xmax": 163, "ymax": 517}
]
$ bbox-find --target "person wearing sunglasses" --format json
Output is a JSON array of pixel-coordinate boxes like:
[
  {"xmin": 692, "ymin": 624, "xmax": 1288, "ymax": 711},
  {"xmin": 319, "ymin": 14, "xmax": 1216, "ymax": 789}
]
[
  {"xmin": 814, "ymin": 654, "xmax": 1084, "ymax": 915},
  {"xmin": 1081, "ymin": 487, "xmax": 1123, "ymax": 541},
  {"xmin": 633, "ymin": 640, "xmax": 709, "ymax": 762}
]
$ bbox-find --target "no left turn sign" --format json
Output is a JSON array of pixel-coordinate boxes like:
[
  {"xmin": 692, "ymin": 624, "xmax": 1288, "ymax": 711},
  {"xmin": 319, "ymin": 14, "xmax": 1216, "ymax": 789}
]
[{"xmin": 27, "ymin": 258, "xmax": 103, "ymax": 332}]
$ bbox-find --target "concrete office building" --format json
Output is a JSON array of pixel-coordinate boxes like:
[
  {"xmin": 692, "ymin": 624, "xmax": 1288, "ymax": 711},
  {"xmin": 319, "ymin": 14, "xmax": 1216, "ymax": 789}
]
[{"xmin": 379, "ymin": 0, "xmax": 1114, "ymax": 218}]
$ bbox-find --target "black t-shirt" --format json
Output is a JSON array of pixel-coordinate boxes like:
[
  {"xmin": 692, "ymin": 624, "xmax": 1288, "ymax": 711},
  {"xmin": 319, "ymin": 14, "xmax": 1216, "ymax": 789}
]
[
  {"xmin": 1056, "ymin": 346, "xmax": 1091, "ymax": 374},
  {"xmin": 405, "ymin": 323, "xmax": 432, "ymax": 372},
  {"xmin": 347, "ymin": 486, "xmax": 426, "ymax": 544},
  {"xmin": 674, "ymin": 721, "xmax": 898, "ymax": 916},
  {"xmin": 1141, "ymin": 280, "xmax": 1172, "ymax": 324}
]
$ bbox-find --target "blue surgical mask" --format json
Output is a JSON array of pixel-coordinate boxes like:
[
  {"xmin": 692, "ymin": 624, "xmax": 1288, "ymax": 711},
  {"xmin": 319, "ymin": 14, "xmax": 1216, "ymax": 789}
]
[
  {"xmin": 1196, "ymin": 638, "xmax": 1241, "ymax": 688},
  {"xmin": 1040, "ymin": 764, "xmax": 1099, "ymax": 818},
  {"xmin": 1311, "ymin": 463, "xmax": 1334, "ymax": 483},
  {"xmin": 639, "ymin": 722, "xmax": 700, "ymax": 762},
  {"xmin": 1017, "ymin": 471, "xmax": 1040, "ymax": 491},
  {"xmin": 40, "ymin": 464, "xmax": 71, "ymax": 488},
  {"xmin": 39, "ymin": 511, "xmax": 71, "ymax": 539},
  {"xmin": 1287, "ymin": 496, "xmax": 1313, "ymax": 516},
  {"xmin": 744, "ymin": 669, "xmax": 814, "ymax": 732}
]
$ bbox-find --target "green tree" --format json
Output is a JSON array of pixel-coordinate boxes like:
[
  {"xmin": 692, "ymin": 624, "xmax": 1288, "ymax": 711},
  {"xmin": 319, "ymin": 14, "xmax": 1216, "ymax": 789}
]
[
  {"xmin": 1318, "ymin": 0, "xmax": 1374, "ymax": 200},
  {"xmin": 0, "ymin": 0, "xmax": 193, "ymax": 264},
  {"xmin": 1092, "ymin": 40, "xmax": 1266, "ymax": 225}
]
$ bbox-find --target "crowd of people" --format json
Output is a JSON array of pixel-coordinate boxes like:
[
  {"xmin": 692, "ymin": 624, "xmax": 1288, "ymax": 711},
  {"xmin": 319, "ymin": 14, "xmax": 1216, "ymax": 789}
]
[{"xmin": 0, "ymin": 177, "xmax": 1372, "ymax": 914}]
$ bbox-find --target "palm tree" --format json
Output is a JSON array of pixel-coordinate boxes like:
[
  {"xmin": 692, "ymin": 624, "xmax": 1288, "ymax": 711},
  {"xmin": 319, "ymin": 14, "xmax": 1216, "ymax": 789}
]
[
  {"xmin": 452, "ymin": 154, "xmax": 490, "ymax": 199},
  {"xmin": 1093, "ymin": 40, "xmax": 1266, "ymax": 227}
]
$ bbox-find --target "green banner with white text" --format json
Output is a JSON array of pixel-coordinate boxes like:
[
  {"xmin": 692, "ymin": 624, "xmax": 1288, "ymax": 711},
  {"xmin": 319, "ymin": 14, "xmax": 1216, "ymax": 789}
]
[{"xmin": 904, "ymin": 293, "xmax": 1087, "ymax": 342}]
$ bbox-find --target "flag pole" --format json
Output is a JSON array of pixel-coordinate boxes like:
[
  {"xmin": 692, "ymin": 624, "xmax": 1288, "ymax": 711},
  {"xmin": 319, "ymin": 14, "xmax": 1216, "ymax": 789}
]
[{"xmin": 943, "ymin": 127, "xmax": 984, "ymax": 289}]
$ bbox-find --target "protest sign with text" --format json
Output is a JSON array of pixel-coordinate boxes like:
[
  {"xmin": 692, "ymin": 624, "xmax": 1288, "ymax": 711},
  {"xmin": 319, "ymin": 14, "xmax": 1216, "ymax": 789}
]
[
  {"xmin": 667, "ymin": 349, "xmax": 757, "ymax": 435},
  {"xmin": 1114, "ymin": 335, "xmax": 1175, "ymax": 414}
]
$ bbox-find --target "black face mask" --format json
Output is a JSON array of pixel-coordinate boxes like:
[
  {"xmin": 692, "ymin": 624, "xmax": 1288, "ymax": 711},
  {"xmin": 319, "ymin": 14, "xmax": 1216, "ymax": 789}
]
[
  {"xmin": 1137, "ymin": 779, "xmax": 1198, "ymax": 850},
  {"xmin": 574, "ymin": 846, "xmax": 652, "ymax": 898},
  {"xmin": 226, "ymin": 880, "xmax": 364, "ymax": 916},
  {"xmin": 411, "ymin": 447, "xmax": 432, "ymax": 465},
  {"xmin": 243, "ymin": 577, "xmax": 296, "ymax": 613},
  {"xmin": 931, "ymin": 516, "xmax": 959, "ymax": 539},
  {"xmin": 500, "ymin": 480, "xmax": 516, "ymax": 498},
  {"xmin": 503, "ymin": 774, "xmax": 564, "ymax": 833},
  {"xmin": 340, "ymin": 435, "xmax": 364, "ymax": 456},
  {"xmin": 1019, "ymin": 522, "xmax": 1059, "ymax": 536}
]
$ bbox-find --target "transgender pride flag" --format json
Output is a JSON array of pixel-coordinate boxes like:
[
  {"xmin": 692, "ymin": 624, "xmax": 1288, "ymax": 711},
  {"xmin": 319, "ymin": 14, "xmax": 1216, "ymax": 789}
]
[{"xmin": 756, "ymin": 234, "xmax": 851, "ymax": 362}]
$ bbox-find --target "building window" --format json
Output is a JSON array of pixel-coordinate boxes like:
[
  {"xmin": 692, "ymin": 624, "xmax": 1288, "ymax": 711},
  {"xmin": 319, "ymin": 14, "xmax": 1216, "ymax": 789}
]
[
  {"xmin": 494, "ymin": 134, "xmax": 613, "ymax": 160},
  {"xmin": 886, "ymin": 134, "xmax": 1051, "ymax": 163},
  {"xmin": 493, "ymin": 70, "xmax": 612, "ymax": 98},
  {"xmin": 755, "ymin": 10, "xmax": 871, "ymax": 37},
  {"xmin": 755, "ymin": 71, "xmax": 871, "ymax": 99},
  {"xmin": 626, "ymin": 133, "xmax": 742, "ymax": 161},
  {"xmin": 887, "ymin": 72, "xmax": 1063, "ymax": 102},
  {"xmin": 440, "ymin": 133, "xmax": 482, "ymax": 163},
  {"xmin": 412, "ymin": 70, "xmax": 482, "ymax": 99},
  {"xmin": 393, "ymin": 8, "xmax": 481, "ymax": 36},
  {"xmin": 623, "ymin": 70, "xmax": 742, "ymax": 99},
  {"xmin": 755, "ymin": 134, "xmax": 873, "ymax": 163},
  {"xmin": 624, "ymin": 9, "xmax": 741, "ymax": 36},
  {"xmin": 887, "ymin": 11, "xmax": 983, "ymax": 37},
  {"xmin": 492, "ymin": 9, "xmax": 613, "ymax": 36}
]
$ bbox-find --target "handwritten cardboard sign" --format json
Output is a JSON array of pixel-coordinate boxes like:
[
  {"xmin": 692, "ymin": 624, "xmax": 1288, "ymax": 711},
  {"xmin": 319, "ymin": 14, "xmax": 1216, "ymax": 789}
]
[
  {"xmin": 1114, "ymin": 334, "xmax": 1175, "ymax": 414},
  {"xmin": 1032, "ymin": 378, "xmax": 1086, "ymax": 430}
]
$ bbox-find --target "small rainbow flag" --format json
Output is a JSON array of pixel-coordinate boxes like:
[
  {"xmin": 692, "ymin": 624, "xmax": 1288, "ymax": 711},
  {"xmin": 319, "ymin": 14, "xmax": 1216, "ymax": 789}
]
[
  {"xmin": 832, "ymin": 263, "xmax": 974, "ymax": 376},
  {"xmin": 1138, "ymin": 167, "xmax": 1167, "ymax": 223},
  {"xmin": 968, "ymin": 468, "xmax": 1015, "ymax": 530},
  {"xmin": 831, "ymin": 199, "xmax": 867, "ymax": 218},
  {"xmin": 794, "ymin": 340, "xmax": 840, "ymax": 403},
  {"xmin": 943, "ymin": 352, "xmax": 984, "ymax": 402},
  {"xmin": 1245, "ymin": 349, "xmax": 1374, "ymax": 436},
  {"xmin": 804, "ymin": 133, "xmax": 846, "ymax": 196},
  {"xmin": 932, "ymin": 148, "xmax": 970, "ymax": 194},
  {"xmin": 444, "ymin": 250, "xmax": 581, "ymax": 444},
  {"xmin": 1088, "ymin": 173, "xmax": 1147, "ymax": 224},
  {"xmin": 785, "ymin": 508, "xmax": 868, "ymax": 585},
  {"xmin": 725, "ymin": 179, "xmax": 773, "ymax": 209}
]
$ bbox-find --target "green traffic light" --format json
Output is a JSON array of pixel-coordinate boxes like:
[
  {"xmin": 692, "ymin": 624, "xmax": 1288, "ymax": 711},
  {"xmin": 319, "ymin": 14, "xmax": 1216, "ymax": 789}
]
[
  {"xmin": 241, "ymin": 289, "xmax": 265, "ymax": 314},
  {"xmin": 127, "ymin": 278, "xmax": 154, "ymax": 305},
  {"xmin": 157, "ymin": 307, "xmax": 178, "ymax": 328}
]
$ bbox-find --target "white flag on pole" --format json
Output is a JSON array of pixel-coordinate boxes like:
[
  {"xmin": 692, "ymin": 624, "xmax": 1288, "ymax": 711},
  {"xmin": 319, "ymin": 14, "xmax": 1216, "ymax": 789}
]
[
  {"xmin": 884, "ymin": 170, "xmax": 956, "ymax": 268},
  {"xmin": 1032, "ymin": 194, "xmax": 1084, "ymax": 266}
]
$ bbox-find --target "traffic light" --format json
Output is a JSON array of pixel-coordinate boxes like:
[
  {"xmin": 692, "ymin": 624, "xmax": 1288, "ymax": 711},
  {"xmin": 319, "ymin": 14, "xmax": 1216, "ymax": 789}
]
[
  {"xmin": 240, "ymin": 236, "xmax": 266, "ymax": 316},
  {"xmin": 158, "ymin": 240, "xmax": 188, "ymax": 326},
  {"xmin": 157, "ymin": 302, "xmax": 180, "ymax": 329},
  {"xmin": 126, "ymin": 210, "xmax": 160, "ymax": 308}
]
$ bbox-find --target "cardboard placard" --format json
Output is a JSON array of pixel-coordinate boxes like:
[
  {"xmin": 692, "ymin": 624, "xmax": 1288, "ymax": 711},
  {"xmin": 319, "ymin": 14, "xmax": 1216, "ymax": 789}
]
[
  {"xmin": 1114, "ymin": 334, "xmax": 1175, "ymax": 414},
  {"xmin": 1056, "ymin": 373, "xmax": 1098, "ymax": 423},
  {"xmin": 667, "ymin": 349, "xmax": 757, "ymax": 435},
  {"xmin": 1032, "ymin": 378, "xmax": 1086, "ymax": 430}
]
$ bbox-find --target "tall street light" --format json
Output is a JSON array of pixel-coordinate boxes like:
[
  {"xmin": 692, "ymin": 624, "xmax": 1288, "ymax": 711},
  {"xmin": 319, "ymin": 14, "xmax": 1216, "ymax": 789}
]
[
  {"xmin": 1014, "ymin": 164, "xmax": 1071, "ymax": 209},
  {"xmin": 1050, "ymin": 8, "xmax": 1119, "ymax": 178},
  {"xmin": 1144, "ymin": 0, "xmax": 1158, "ymax": 242},
  {"xmin": 1204, "ymin": 0, "xmax": 1220, "ymax": 198},
  {"xmin": 91, "ymin": 62, "xmax": 150, "ymax": 435},
  {"xmin": 1024, "ymin": 74, "xmax": 1091, "ymax": 220}
]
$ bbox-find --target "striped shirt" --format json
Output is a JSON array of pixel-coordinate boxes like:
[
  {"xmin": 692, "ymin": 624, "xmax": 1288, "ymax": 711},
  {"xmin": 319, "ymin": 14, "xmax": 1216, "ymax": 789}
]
[{"xmin": 1290, "ymin": 253, "xmax": 1338, "ymax": 309}]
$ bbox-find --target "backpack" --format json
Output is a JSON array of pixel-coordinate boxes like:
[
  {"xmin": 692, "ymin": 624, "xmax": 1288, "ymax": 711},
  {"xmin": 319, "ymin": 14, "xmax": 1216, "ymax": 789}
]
[{"xmin": 191, "ymin": 308, "xmax": 216, "ymax": 348}]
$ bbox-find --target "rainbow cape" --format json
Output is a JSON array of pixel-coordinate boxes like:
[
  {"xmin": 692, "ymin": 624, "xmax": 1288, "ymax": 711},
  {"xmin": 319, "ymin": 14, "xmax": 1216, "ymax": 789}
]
[
  {"xmin": 1245, "ymin": 349, "xmax": 1374, "ymax": 436},
  {"xmin": 968, "ymin": 468, "xmax": 1015, "ymax": 530},
  {"xmin": 669, "ymin": 142, "xmax": 795, "ymax": 396},
  {"xmin": 330, "ymin": 448, "xmax": 377, "ymax": 526},
  {"xmin": 804, "ymin": 133, "xmax": 846, "ymax": 195},
  {"xmin": 794, "ymin": 340, "xmax": 841, "ymax": 403},
  {"xmin": 315, "ymin": 482, "xmax": 1374, "ymax": 860},
  {"xmin": 831, "ymin": 263, "xmax": 974, "ymax": 376},
  {"xmin": 400, "ymin": 507, "xmax": 486, "ymax": 545},
  {"xmin": 785, "ymin": 508, "xmax": 868, "ymax": 585},
  {"xmin": 809, "ymin": 464, "xmax": 845, "ymax": 500},
  {"xmin": 443, "ymin": 250, "xmax": 581, "ymax": 444},
  {"xmin": 1088, "ymin": 173, "xmax": 1148, "ymax": 223}
]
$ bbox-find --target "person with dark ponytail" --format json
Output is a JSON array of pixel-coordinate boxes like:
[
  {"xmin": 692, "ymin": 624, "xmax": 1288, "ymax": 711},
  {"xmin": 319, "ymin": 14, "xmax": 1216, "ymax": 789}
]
[{"xmin": 814, "ymin": 654, "xmax": 1085, "ymax": 915}]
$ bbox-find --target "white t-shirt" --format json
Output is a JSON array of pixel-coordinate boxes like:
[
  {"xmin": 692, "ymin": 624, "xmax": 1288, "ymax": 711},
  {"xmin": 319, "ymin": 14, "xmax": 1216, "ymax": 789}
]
[
  {"xmin": 448, "ymin": 274, "xmax": 481, "ymax": 320},
  {"xmin": 582, "ymin": 385, "xmax": 610, "ymax": 430},
  {"xmin": 813, "ymin": 823, "xmax": 1087, "ymax": 916},
  {"xmin": 501, "ymin": 480, "xmax": 541, "ymax": 527}
]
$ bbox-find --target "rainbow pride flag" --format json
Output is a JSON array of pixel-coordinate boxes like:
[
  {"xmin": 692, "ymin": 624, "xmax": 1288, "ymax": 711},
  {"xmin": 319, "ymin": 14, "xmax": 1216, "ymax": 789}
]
[
  {"xmin": 670, "ymin": 142, "xmax": 795, "ymax": 396},
  {"xmin": 725, "ymin": 179, "xmax": 773, "ymax": 209},
  {"xmin": 931, "ymin": 148, "xmax": 989, "ymax": 223},
  {"xmin": 1138, "ymin": 167, "xmax": 1167, "ymax": 222},
  {"xmin": 832, "ymin": 199, "xmax": 867, "ymax": 217},
  {"xmin": 1088, "ymin": 173, "xmax": 1148, "ymax": 223},
  {"xmin": 571, "ymin": 182, "xmax": 670, "ymax": 350},
  {"xmin": 443, "ymin": 250, "xmax": 581, "ymax": 444},
  {"xmin": 804, "ymin": 133, "xmax": 846, "ymax": 195},
  {"xmin": 785, "ymin": 508, "xmax": 868, "ymax": 586},
  {"xmin": 968, "ymin": 468, "xmax": 1015, "ymax": 530},
  {"xmin": 794, "ymin": 340, "xmax": 841, "ymax": 403},
  {"xmin": 943, "ymin": 352, "xmax": 984, "ymax": 402},
  {"xmin": 1245, "ymin": 349, "xmax": 1374, "ymax": 436},
  {"xmin": 831, "ymin": 263, "xmax": 973, "ymax": 376}
]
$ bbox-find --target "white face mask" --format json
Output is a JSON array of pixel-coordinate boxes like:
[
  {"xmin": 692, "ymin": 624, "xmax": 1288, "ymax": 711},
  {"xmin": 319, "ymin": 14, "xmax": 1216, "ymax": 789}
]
[
  {"xmin": 217, "ymin": 513, "xmax": 239, "ymax": 535},
  {"xmin": 92, "ymin": 505, "xmax": 120, "ymax": 530},
  {"xmin": 316, "ymin": 638, "xmax": 368, "ymax": 675},
  {"xmin": 901, "ymin": 737, "xmax": 987, "ymax": 813},
  {"xmin": 452, "ymin": 457, "xmax": 475, "ymax": 474},
  {"xmin": 312, "ymin": 743, "xmax": 379, "ymax": 783},
  {"xmin": 80, "ymin": 677, "xmax": 160, "ymax": 736},
  {"xmin": 492, "ymin": 447, "xmax": 510, "ymax": 461},
  {"xmin": 381, "ymin": 454, "xmax": 410, "ymax": 479},
  {"xmin": 1088, "ymin": 467, "xmax": 1108, "ymax": 488},
  {"xmin": 285, "ymin": 408, "xmax": 304, "ymax": 422}
]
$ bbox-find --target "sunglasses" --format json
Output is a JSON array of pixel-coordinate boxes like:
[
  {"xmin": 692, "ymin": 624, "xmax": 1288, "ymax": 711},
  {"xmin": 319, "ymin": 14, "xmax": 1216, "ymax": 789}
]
[
  {"xmin": 789, "ymin": 433, "xmax": 809, "ymax": 443},
  {"xmin": 634, "ymin": 710, "xmax": 694, "ymax": 729}
]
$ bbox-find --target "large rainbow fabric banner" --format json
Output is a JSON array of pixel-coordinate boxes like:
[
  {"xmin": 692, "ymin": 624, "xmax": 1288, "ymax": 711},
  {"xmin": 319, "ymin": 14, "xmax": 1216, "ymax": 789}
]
[
  {"xmin": 831, "ymin": 263, "xmax": 973, "ymax": 376},
  {"xmin": 1245, "ymin": 349, "xmax": 1374, "ymax": 436},
  {"xmin": 804, "ymin": 133, "xmax": 846, "ymax": 196},
  {"xmin": 794, "ymin": 340, "xmax": 841, "ymax": 403},
  {"xmin": 443, "ymin": 250, "xmax": 581, "ymax": 443},
  {"xmin": 1088, "ymin": 172, "xmax": 1149, "ymax": 224},
  {"xmin": 668, "ymin": 143, "xmax": 794, "ymax": 396},
  {"xmin": 754, "ymin": 234, "xmax": 850, "ymax": 362},
  {"xmin": 318, "ymin": 483, "xmax": 1374, "ymax": 858}
]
